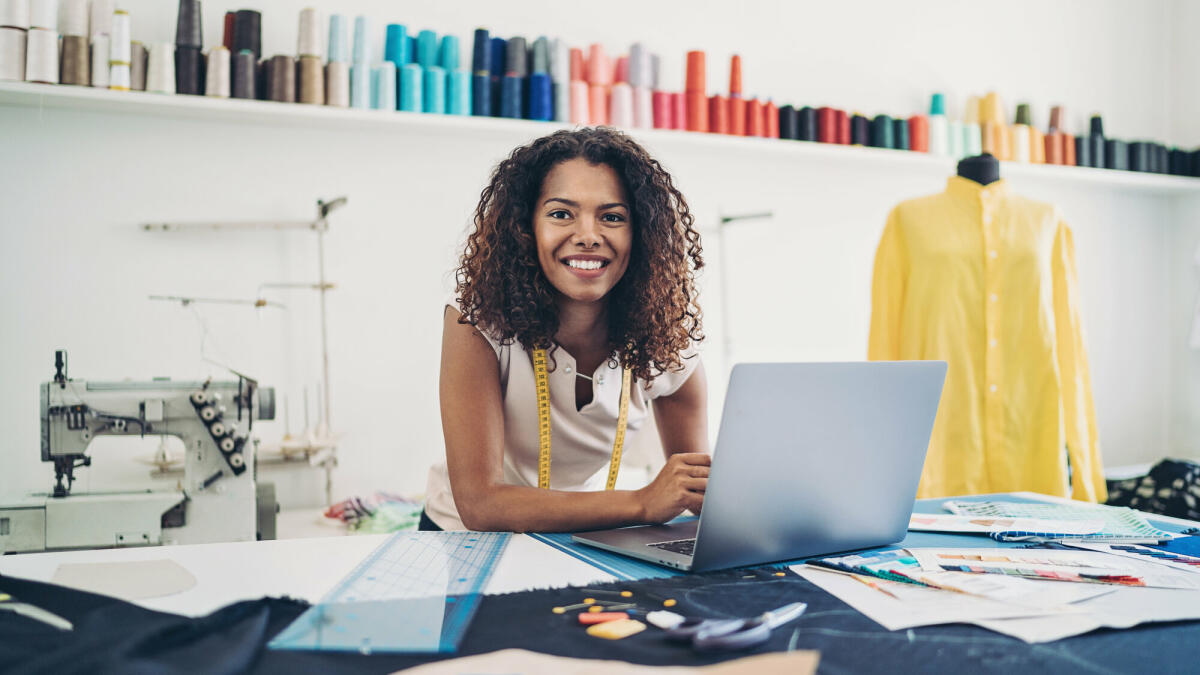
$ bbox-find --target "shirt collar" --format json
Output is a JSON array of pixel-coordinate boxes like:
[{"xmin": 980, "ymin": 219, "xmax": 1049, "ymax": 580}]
[{"xmin": 946, "ymin": 175, "xmax": 1010, "ymax": 203}]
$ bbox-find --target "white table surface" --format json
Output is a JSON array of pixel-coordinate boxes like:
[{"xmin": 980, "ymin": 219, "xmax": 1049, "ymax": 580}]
[{"xmin": 0, "ymin": 531, "xmax": 614, "ymax": 617}]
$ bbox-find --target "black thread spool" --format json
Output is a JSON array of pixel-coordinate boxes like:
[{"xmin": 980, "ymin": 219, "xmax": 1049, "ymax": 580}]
[
  {"xmin": 893, "ymin": 118, "xmax": 910, "ymax": 151},
  {"xmin": 231, "ymin": 48, "xmax": 256, "ymax": 99},
  {"xmin": 850, "ymin": 114, "xmax": 869, "ymax": 145},
  {"xmin": 232, "ymin": 9, "xmax": 261, "ymax": 62},
  {"xmin": 797, "ymin": 106, "xmax": 817, "ymax": 141},
  {"xmin": 175, "ymin": 0, "xmax": 203, "ymax": 48},
  {"xmin": 175, "ymin": 44, "xmax": 202, "ymax": 95},
  {"xmin": 1105, "ymin": 139, "xmax": 1128, "ymax": 171},
  {"xmin": 778, "ymin": 105, "xmax": 799, "ymax": 140}
]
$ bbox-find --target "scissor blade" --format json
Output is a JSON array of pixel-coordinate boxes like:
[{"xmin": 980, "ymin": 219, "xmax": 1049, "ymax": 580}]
[
  {"xmin": 1, "ymin": 603, "xmax": 74, "ymax": 631},
  {"xmin": 763, "ymin": 602, "xmax": 807, "ymax": 629}
]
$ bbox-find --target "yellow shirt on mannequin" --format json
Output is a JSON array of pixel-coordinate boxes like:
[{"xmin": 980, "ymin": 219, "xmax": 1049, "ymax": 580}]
[{"xmin": 869, "ymin": 176, "xmax": 1106, "ymax": 502}]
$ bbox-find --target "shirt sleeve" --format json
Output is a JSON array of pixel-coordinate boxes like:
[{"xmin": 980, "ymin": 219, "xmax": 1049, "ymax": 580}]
[
  {"xmin": 643, "ymin": 346, "xmax": 701, "ymax": 399},
  {"xmin": 868, "ymin": 208, "xmax": 908, "ymax": 361},
  {"xmin": 1052, "ymin": 220, "xmax": 1107, "ymax": 502}
]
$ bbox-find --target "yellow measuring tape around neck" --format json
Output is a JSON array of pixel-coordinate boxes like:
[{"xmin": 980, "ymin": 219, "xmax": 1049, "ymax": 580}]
[{"xmin": 532, "ymin": 347, "xmax": 632, "ymax": 490}]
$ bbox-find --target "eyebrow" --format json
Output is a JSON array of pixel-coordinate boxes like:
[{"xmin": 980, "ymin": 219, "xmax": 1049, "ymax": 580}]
[{"xmin": 543, "ymin": 197, "xmax": 629, "ymax": 210}]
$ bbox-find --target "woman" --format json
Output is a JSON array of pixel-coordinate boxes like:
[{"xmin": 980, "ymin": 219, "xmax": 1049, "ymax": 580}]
[{"xmin": 422, "ymin": 127, "xmax": 710, "ymax": 532}]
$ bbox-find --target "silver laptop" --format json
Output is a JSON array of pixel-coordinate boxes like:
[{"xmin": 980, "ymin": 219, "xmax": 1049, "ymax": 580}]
[{"xmin": 572, "ymin": 361, "xmax": 946, "ymax": 572}]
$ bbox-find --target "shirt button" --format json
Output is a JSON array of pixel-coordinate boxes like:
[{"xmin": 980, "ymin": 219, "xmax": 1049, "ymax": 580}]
[
  {"xmin": 988, "ymin": 250, "xmax": 998, "ymax": 259},
  {"xmin": 989, "ymin": 339, "xmax": 998, "ymax": 348},
  {"xmin": 989, "ymin": 384, "xmax": 998, "ymax": 393},
  {"xmin": 564, "ymin": 365, "xmax": 573, "ymax": 374},
  {"xmin": 597, "ymin": 375, "xmax": 605, "ymax": 385},
  {"xmin": 983, "ymin": 214, "xmax": 993, "ymax": 226},
  {"xmin": 989, "ymin": 293, "xmax": 999, "ymax": 303}
]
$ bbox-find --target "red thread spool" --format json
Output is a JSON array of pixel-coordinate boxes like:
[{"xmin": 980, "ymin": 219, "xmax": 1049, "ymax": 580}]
[
  {"xmin": 763, "ymin": 101, "xmax": 779, "ymax": 138},
  {"xmin": 569, "ymin": 48, "xmax": 585, "ymax": 81},
  {"xmin": 746, "ymin": 98, "xmax": 764, "ymax": 136},
  {"xmin": 835, "ymin": 109, "xmax": 850, "ymax": 144},
  {"xmin": 817, "ymin": 106, "xmax": 836, "ymax": 143},
  {"xmin": 709, "ymin": 94, "xmax": 729, "ymax": 134},
  {"xmin": 1045, "ymin": 132, "xmax": 1063, "ymax": 164},
  {"xmin": 653, "ymin": 90, "xmax": 672, "ymax": 128},
  {"xmin": 671, "ymin": 92, "xmax": 686, "ymax": 130},
  {"xmin": 908, "ymin": 115, "xmax": 929, "ymax": 152},
  {"xmin": 685, "ymin": 51, "xmax": 707, "ymax": 132}
]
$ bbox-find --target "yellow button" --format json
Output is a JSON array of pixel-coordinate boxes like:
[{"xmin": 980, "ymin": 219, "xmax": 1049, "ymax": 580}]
[
  {"xmin": 988, "ymin": 250, "xmax": 998, "ymax": 259},
  {"xmin": 989, "ymin": 339, "xmax": 998, "ymax": 348},
  {"xmin": 989, "ymin": 384, "xmax": 998, "ymax": 393},
  {"xmin": 989, "ymin": 294, "xmax": 999, "ymax": 303}
]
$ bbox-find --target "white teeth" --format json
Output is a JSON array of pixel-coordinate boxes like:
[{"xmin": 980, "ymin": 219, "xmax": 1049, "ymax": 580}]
[{"xmin": 566, "ymin": 259, "xmax": 604, "ymax": 270}]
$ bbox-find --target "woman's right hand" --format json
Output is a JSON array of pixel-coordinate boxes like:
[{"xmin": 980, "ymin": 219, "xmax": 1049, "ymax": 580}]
[{"xmin": 636, "ymin": 452, "xmax": 711, "ymax": 523}]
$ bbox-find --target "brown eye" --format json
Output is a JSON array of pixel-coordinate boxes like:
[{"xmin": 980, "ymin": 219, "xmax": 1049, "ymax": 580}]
[
  {"xmin": 601, "ymin": 212, "xmax": 626, "ymax": 223},
  {"xmin": 548, "ymin": 210, "xmax": 571, "ymax": 219}
]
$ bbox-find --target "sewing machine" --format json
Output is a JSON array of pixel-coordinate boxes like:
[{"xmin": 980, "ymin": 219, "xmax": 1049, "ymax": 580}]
[{"xmin": 0, "ymin": 352, "xmax": 276, "ymax": 553}]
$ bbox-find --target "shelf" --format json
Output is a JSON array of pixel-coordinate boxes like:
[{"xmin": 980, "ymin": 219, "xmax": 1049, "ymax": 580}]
[{"xmin": 5, "ymin": 80, "xmax": 1200, "ymax": 197}]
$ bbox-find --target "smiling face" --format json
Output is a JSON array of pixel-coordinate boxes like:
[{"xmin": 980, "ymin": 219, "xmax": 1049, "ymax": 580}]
[{"xmin": 533, "ymin": 158, "xmax": 633, "ymax": 305}]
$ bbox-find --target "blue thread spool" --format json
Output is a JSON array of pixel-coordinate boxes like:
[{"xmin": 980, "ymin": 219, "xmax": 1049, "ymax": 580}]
[
  {"xmin": 500, "ymin": 74, "xmax": 523, "ymax": 118},
  {"xmin": 439, "ymin": 35, "xmax": 459, "ymax": 71},
  {"xmin": 352, "ymin": 16, "xmax": 369, "ymax": 64},
  {"xmin": 416, "ymin": 30, "xmax": 437, "ymax": 68},
  {"xmin": 400, "ymin": 63, "xmax": 423, "ymax": 112},
  {"xmin": 328, "ymin": 15, "xmax": 348, "ymax": 63},
  {"xmin": 449, "ymin": 69, "xmax": 471, "ymax": 115},
  {"xmin": 489, "ymin": 37, "xmax": 506, "ymax": 117},
  {"xmin": 372, "ymin": 62, "xmax": 397, "ymax": 110},
  {"xmin": 527, "ymin": 72, "xmax": 552, "ymax": 121},
  {"xmin": 350, "ymin": 63, "xmax": 370, "ymax": 108},
  {"xmin": 385, "ymin": 24, "xmax": 408, "ymax": 66},
  {"xmin": 423, "ymin": 66, "xmax": 446, "ymax": 114}
]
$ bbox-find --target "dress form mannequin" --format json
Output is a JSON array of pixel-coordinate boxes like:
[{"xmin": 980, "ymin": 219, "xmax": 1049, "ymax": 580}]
[{"xmin": 957, "ymin": 152, "xmax": 1000, "ymax": 185}]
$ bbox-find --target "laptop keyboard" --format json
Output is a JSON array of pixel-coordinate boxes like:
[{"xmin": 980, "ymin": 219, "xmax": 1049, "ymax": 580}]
[{"xmin": 648, "ymin": 538, "xmax": 696, "ymax": 557}]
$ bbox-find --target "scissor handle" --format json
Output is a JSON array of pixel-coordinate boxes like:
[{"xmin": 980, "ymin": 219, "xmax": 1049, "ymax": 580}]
[
  {"xmin": 665, "ymin": 618, "xmax": 743, "ymax": 642},
  {"xmin": 693, "ymin": 618, "xmax": 771, "ymax": 652}
]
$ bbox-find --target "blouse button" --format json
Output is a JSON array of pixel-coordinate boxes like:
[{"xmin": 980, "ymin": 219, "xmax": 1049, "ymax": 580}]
[{"xmin": 564, "ymin": 365, "xmax": 573, "ymax": 374}]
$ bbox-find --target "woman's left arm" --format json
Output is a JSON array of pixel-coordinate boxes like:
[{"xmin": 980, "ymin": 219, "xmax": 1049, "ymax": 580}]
[{"xmin": 652, "ymin": 359, "xmax": 710, "ymax": 457}]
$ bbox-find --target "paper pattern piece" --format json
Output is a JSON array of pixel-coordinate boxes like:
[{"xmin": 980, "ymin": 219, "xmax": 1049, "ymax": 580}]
[
  {"xmin": 1066, "ymin": 542, "xmax": 1200, "ymax": 576},
  {"xmin": 394, "ymin": 648, "xmax": 820, "ymax": 674},
  {"xmin": 51, "ymin": 559, "xmax": 197, "ymax": 600},
  {"xmin": 942, "ymin": 500, "xmax": 1177, "ymax": 542},
  {"xmin": 909, "ymin": 514, "xmax": 1104, "ymax": 536},
  {"xmin": 911, "ymin": 548, "xmax": 1200, "ymax": 590}
]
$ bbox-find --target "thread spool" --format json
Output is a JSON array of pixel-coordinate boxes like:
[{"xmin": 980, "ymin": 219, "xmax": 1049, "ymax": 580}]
[
  {"xmin": 489, "ymin": 37, "xmax": 504, "ymax": 116},
  {"xmin": 107, "ymin": 10, "xmax": 130, "ymax": 91},
  {"xmin": 870, "ymin": 115, "xmax": 894, "ymax": 149},
  {"xmin": 176, "ymin": 0, "xmax": 202, "ymax": 48},
  {"xmin": 146, "ymin": 42, "xmax": 174, "ymax": 93},
  {"xmin": 233, "ymin": 9, "xmax": 261, "ymax": 61},
  {"xmin": 1063, "ymin": 132, "xmax": 1076, "ymax": 165},
  {"xmin": 605, "ymin": 81, "xmax": 630, "ymax": 127},
  {"xmin": 385, "ymin": 24, "xmax": 407, "ymax": 66},
  {"xmin": 297, "ymin": 54, "xmax": 324, "ymax": 104},
  {"xmin": 817, "ymin": 107, "xmax": 835, "ymax": 143},
  {"xmin": 58, "ymin": 0, "xmax": 87, "ymax": 36},
  {"xmin": 423, "ymin": 65, "xmax": 445, "ymax": 113},
  {"xmin": 586, "ymin": 83, "xmax": 606, "ymax": 124},
  {"xmin": 372, "ymin": 61, "xmax": 395, "ymax": 110},
  {"xmin": 59, "ymin": 34, "xmax": 88, "ymax": 84},
  {"xmin": 351, "ymin": 15, "xmax": 369, "ymax": 65},
  {"xmin": 438, "ymin": 34, "xmax": 459, "ymax": 71},
  {"xmin": 707, "ymin": 94, "xmax": 728, "ymax": 133},
  {"xmin": 399, "ymin": 63, "xmax": 421, "ymax": 111},
  {"xmin": 892, "ymin": 117, "xmax": 908, "ymax": 150},
  {"xmin": 222, "ymin": 11, "xmax": 233, "ymax": 49},
  {"xmin": 89, "ymin": 33, "xmax": 109, "ymax": 87},
  {"xmin": 90, "ymin": 0, "xmax": 112, "ymax": 35},
  {"xmin": 530, "ymin": 36, "xmax": 548, "ymax": 75},
  {"xmin": 632, "ymin": 86, "xmax": 652, "ymax": 129},
  {"xmin": 416, "ymin": 29, "xmax": 437, "ymax": 69},
  {"xmin": 778, "ymin": 105, "xmax": 799, "ymax": 140},
  {"xmin": 325, "ymin": 60, "xmax": 348, "ymax": 106},
  {"xmin": 1029, "ymin": 127, "xmax": 1045, "ymax": 163},
  {"xmin": 629, "ymin": 42, "xmax": 649, "ymax": 88},
  {"xmin": 550, "ymin": 38, "xmax": 568, "ymax": 122},
  {"xmin": 0, "ymin": 27, "xmax": 24, "ymax": 81},
  {"xmin": 850, "ymin": 113, "xmax": 868, "ymax": 145},
  {"xmin": 1012, "ymin": 124, "xmax": 1031, "ymax": 162},
  {"xmin": 570, "ymin": 79, "xmax": 588, "ymax": 124},
  {"xmin": 231, "ymin": 48, "xmax": 255, "ymax": 98},
  {"xmin": 671, "ymin": 92, "xmax": 686, "ymax": 130},
  {"xmin": 349, "ymin": 63, "xmax": 370, "ymax": 108},
  {"xmin": 947, "ymin": 119, "xmax": 963, "ymax": 158},
  {"xmin": 798, "ymin": 106, "xmax": 816, "ymax": 141},
  {"xmin": 908, "ymin": 115, "xmax": 928, "ymax": 152},
  {"xmin": 744, "ymin": 98, "xmax": 763, "ymax": 136},
  {"xmin": 447, "ymin": 68, "xmax": 469, "ymax": 114},
  {"xmin": 836, "ymin": 110, "xmax": 850, "ymax": 144},
  {"xmin": 528, "ymin": 71, "xmax": 551, "ymax": 120},
  {"xmin": 470, "ymin": 28, "xmax": 490, "ymax": 116},
  {"xmin": 1104, "ymin": 139, "xmax": 1127, "ymax": 170},
  {"xmin": 501, "ymin": 74, "xmax": 523, "ymax": 118},
  {"xmin": 506, "ymin": 36, "xmax": 528, "ymax": 78},
  {"xmin": 267, "ymin": 54, "xmax": 295, "ymax": 102},
  {"xmin": 652, "ymin": 90, "xmax": 670, "ymax": 128},
  {"xmin": 24, "ymin": 28, "xmax": 57, "ymax": 83},
  {"xmin": 28, "ymin": 0, "xmax": 54, "ymax": 30},
  {"xmin": 614, "ymin": 55, "xmax": 628, "ymax": 85},
  {"xmin": 296, "ymin": 7, "xmax": 320, "ymax": 58},
  {"xmin": 588, "ymin": 43, "xmax": 610, "ymax": 86},
  {"xmin": 175, "ymin": 45, "xmax": 201, "ymax": 95},
  {"xmin": 328, "ymin": 14, "xmax": 348, "ymax": 63},
  {"xmin": 1, "ymin": 0, "xmax": 30, "ymax": 30},
  {"xmin": 759, "ymin": 101, "xmax": 776, "ymax": 138},
  {"xmin": 1045, "ymin": 132, "xmax": 1064, "ymax": 165},
  {"xmin": 202, "ymin": 46, "xmax": 230, "ymax": 97},
  {"xmin": 684, "ymin": 50, "xmax": 706, "ymax": 132},
  {"xmin": 962, "ymin": 121, "xmax": 981, "ymax": 157}
]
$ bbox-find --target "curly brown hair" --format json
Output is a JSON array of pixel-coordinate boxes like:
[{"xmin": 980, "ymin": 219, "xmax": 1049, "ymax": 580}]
[{"xmin": 455, "ymin": 127, "xmax": 704, "ymax": 383}]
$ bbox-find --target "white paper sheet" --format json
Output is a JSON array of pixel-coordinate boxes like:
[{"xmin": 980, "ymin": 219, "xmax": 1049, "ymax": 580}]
[
  {"xmin": 908, "ymin": 514, "xmax": 1104, "ymax": 535},
  {"xmin": 911, "ymin": 548, "xmax": 1200, "ymax": 590},
  {"xmin": 1066, "ymin": 542, "xmax": 1200, "ymax": 576},
  {"xmin": 51, "ymin": 559, "xmax": 197, "ymax": 600}
]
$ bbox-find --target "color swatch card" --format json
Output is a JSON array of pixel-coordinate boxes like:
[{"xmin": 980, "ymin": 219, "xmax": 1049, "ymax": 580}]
[
  {"xmin": 942, "ymin": 500, "xmax": 1177, "ymax": 543},
  {"xmin": 1067, "ymin": 542, "xmax": 1200, "ymax": 576},
  {"xmin": 909, "ymin": 514, "xmax": 1105, "ymax": 537}
]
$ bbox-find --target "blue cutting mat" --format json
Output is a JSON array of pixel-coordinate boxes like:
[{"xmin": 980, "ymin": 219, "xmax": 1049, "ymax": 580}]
[
  {"xmin": 532, "ymin": 494, "xmax": 1196, "ymax": 580},
  {"xmin": 268, "ymin": 531, "xmax": 510, "ymax": 653}
]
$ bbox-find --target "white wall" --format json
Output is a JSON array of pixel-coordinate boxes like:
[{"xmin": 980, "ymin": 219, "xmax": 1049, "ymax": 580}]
[{"xmin": 2, "ymin": 0, "xmax": 1196, "ymax": 509}]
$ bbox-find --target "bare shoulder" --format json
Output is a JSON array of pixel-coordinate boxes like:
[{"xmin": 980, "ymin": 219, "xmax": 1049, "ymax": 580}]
[{"xmin": 442, "ymin": 306, "xmax": 499, "ymax": 370}]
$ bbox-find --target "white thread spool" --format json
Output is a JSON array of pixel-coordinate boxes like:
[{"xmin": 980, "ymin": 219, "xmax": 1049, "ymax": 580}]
[
  {"xmin": 0, "ymin": 26, "xmax": 25, "ymax": 80},
  {"xmin": 89, "ymin": 0, "xmax": 112, "ymax": 35},
  {"xmin": 57, "ymin": 0, "xmax": 85, "ymax": 35},
  {"xmin": 550, "ymin": 38, "xmax": 569, "ymax": 122},
  {"xmin": 325, "ymin": 60, "xmax": 349, "ymax": 107},
  {"xmin": 297, "ymin": 7, "xmax": 320, "ymax": 58},
  {"xmin": 89, "ymin": 32, "xmax": 108, "ymax": 87},
  {"xmin": 108, "ymin": 9, "xmax": 129, "ymax": 90},
  {"xmin": 205, "ymin": 45, "xmax": 229, "ymax": 97},
  {"xmin": 0, "ymin": 0, "xmax": 30, "ymax": 29},
  {"xmin": 145, "ymin": 41, "xmax": 174, "ymax": 94},
  {"xmin": 27, "ymin": 0, "xmax": 54, "ymax": 30},
  {"xmin": 23, "ymin": 26, "xmax": 56, "ymax": 82}
]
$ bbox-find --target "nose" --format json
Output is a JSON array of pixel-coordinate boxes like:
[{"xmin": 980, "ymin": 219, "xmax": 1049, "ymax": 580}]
[{"xmin": 572, "ymin": 215, "xmax": 602, "ymax": 248}]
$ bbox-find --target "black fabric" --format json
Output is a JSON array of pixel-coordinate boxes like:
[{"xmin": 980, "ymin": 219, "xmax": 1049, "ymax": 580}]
[
  {"xmin": 5, "ymin": 565, "xmax": 1200, "ymax": 674},
  {"xmin": 417, "ymin": 509, "xmax": 443, "ymax": 532},
  {"xmin": 1107, "ymin": 458, "xmax": 1200, "ymax": 521}
]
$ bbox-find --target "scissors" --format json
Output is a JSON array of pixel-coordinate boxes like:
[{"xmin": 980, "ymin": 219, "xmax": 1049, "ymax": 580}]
[
  {"xmin": 664, "ymin": 602, "xmax": 806, "ymax": 652},
  {"xmin": 0, "ymin": 593, "xmax": 73, "ymax": 631}
]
